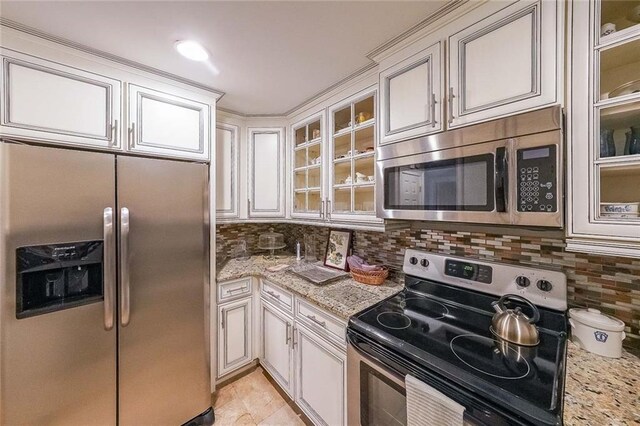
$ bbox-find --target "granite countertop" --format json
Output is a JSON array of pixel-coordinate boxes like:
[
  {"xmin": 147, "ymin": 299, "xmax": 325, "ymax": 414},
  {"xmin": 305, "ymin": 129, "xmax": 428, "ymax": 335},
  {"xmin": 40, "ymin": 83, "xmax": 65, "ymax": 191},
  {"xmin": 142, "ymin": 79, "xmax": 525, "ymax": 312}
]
[
  {"xmin": 564, "ymin": 341, "xmax": 640, "ymax": 425},
  {"xmin": 217, "ymin": 255, "xmax": 403, "ymax": 320},
  {"xmin": 217, "ymin": 256, "xmax": 640, "ymax": 424}
]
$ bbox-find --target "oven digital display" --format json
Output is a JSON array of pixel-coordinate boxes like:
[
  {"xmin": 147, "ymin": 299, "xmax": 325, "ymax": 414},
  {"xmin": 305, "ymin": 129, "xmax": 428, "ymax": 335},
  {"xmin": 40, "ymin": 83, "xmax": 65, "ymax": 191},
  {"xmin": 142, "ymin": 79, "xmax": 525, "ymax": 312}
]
[{"xmin": 445, "ymin": 259, "xmax": 492, "ymax": 284}]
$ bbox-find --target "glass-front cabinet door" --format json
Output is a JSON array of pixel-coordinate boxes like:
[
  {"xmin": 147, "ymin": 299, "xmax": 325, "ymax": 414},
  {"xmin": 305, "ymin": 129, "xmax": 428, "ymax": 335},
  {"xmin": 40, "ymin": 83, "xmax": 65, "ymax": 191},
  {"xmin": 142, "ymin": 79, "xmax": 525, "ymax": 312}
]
[
  {"xmin": 593, "ymin": 1, "xmax": 640, "ymax": 224},
  {"xmin": 569, "ymin": 0, "xmax": 640, "ymax": 257},
  {"xmin": 291, "ymin": 112, "xmax": 324, "ymax": 219},
  {"xmin": 328, "ymin": 89, "xmax": 381, "ymax": 223}
]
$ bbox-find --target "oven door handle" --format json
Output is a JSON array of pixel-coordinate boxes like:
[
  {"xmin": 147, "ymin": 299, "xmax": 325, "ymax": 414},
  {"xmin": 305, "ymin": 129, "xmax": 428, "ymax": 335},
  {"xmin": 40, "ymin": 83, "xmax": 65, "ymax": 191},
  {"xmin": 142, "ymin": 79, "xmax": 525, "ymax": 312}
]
[
  {"xmin": 494, "ymin": 146, "xmax": 508, "ymax": 213},
  {"xmin": 347, "ymin": 333, "xmax": 406, "ymax": 388}
]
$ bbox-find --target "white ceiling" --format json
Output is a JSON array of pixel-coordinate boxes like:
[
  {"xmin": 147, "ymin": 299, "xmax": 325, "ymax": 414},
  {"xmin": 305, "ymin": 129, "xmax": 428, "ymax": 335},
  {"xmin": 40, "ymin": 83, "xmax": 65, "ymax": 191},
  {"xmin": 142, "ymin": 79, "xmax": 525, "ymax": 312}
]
[{"xmin": 0, "ymin": 1, "xmax": 449, "ymax": 115}]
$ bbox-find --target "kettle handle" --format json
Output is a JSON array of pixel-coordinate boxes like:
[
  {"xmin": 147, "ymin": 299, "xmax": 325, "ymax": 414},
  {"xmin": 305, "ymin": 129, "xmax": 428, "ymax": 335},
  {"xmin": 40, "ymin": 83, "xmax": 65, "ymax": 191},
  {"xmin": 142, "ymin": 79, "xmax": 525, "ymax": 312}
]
[{"xmin": 495, "ymin": 294, "xmax": 540, "ymax": 324}]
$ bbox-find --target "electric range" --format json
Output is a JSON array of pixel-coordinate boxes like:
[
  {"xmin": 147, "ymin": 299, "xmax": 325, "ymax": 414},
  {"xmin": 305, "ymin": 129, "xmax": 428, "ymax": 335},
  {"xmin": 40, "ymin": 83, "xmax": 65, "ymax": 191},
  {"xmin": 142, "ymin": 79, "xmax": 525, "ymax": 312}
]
[{"xmin": 347, "ymin": 249, "xmax": 568, "ymax": 426}]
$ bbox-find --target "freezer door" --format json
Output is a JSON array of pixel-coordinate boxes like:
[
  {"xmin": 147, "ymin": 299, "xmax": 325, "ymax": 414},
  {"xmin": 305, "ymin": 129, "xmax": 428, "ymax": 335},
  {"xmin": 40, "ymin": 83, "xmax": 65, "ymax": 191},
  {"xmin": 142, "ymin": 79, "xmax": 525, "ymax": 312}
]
[
  {"xmin": 117, "ymin": 156, "xmax": 211, "ymax": 425},
  {"xmin": 0, "ymin": 142, "xmax": 117, "ymax": 425}
]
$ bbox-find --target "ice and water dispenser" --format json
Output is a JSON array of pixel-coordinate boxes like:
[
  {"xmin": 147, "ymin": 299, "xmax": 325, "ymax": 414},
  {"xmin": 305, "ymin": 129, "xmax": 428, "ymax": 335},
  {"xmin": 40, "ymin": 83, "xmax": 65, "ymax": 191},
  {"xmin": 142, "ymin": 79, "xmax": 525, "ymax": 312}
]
[{"xmin": 16, "ymin": 241, "xmax": 104, "ymax": 318}]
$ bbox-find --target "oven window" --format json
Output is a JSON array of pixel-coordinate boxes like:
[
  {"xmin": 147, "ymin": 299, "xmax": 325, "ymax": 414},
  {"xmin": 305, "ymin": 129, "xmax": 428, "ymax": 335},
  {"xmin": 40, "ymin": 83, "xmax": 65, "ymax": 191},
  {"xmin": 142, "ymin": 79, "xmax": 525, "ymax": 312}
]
[
  {"xmin": 360, "ymin": 362, "xmax": 407, "ymax": 426},
  {"xmin": 384, "ymin": 154, "xmax": 494, "ymax": 211}
]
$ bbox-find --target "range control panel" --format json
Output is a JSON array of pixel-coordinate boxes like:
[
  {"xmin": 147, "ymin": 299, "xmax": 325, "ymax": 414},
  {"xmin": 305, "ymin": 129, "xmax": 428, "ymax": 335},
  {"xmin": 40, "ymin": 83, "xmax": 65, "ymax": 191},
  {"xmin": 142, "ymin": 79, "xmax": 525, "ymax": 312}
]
[
  {"xmin": 403, "ymin": 249, "xmax": 568, "ymax": 311},
  {"xmin": 517, "ymin": 145, "xmax": 557, "ymax": 213},
  {"xmin": 445, "ymin": 259, "xmax": 492, "ymax": 284}
]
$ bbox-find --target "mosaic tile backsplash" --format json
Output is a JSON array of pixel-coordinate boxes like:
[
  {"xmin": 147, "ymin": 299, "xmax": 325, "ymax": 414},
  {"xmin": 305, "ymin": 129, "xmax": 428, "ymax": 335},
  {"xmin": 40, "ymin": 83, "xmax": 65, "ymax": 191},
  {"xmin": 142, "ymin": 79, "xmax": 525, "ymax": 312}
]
[{"xmin": 216, "ymin": 222, "xmax": 640, "ymax": 352}]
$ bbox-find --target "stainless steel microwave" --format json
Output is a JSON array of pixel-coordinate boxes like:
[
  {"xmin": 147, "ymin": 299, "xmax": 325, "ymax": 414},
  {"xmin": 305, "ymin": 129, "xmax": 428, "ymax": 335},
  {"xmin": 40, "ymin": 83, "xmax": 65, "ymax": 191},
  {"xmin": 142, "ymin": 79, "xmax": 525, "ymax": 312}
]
[{"xmin": 376, "ymin": 106, "xmax": 564, "ymax": 228}]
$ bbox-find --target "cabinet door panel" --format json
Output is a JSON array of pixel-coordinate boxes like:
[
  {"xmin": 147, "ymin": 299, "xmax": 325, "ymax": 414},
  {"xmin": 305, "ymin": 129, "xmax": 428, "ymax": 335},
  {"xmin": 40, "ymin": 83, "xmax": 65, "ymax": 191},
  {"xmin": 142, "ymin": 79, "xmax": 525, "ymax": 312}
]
[
  {"xmin": 1, "ymin": 52, "xmax": 120, "ymax": 148},
  {"xmin": 295, "ymin": 325, "xmax": 345, "ymax": 426},
  {"xmin": 380, "ymin": 42, "xmax": 443, "ymax": 145},
  {"xmin": 128, "ymin": 84, "xmax": 210, "ymax": 161},
  {"xmin": 248, "ymin": 127, "xmax": 285, "ymax": 217},
  {"xmin": 260, "ymin": 301, "xmax": 293, "ymax": 397},
  {"xmin": 448, "ymin": 0, "xmax": 558, "ymax": 127},
  {"xmin": 216, "ymin": 123, "xmax": 239, "ymax": 218},
  {"xmin": 389, "ymin": 63, "xmax": 430, "ymax": 130},
  {"xmin": 462, "ymin": 12, "xmax": 534, "ymax": 111},
  {"xmin": 218, "ymin": 298, "xmax": 252, "ymax": 377}
]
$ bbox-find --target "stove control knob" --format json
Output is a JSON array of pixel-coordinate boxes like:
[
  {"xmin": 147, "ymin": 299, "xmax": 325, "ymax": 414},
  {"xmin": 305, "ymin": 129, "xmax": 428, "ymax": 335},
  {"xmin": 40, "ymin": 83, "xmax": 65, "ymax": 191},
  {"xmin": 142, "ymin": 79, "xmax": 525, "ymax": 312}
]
[
  {"xmin": 537, "ymin": 280, "xmax": 553, "ymax": 292},
  {"xmin": 409, "ymin": 256, "xmax": 418, "ymax": 265},
  {"xmin": 420, "ymin": 259, "xmax": 429, "ymax": 268},
  {"xmin": 515, "ymin": 276, "xmax": 531, "ymax": 288}
]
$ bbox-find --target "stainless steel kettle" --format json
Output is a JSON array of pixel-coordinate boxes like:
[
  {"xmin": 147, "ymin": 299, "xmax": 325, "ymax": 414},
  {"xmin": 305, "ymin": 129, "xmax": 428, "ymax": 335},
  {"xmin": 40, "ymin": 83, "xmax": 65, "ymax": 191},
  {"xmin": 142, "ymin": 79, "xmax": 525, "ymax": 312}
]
[{"xmin": 490, "ymin": 294, "xmax": 540, "ymax": 346}]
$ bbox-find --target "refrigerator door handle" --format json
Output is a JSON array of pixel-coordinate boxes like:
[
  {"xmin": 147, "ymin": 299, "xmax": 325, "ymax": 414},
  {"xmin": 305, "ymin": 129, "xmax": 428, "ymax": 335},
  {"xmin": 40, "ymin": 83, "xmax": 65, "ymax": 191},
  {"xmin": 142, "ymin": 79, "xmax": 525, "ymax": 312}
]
[
  {"xmin": 120, "ymin": 207, "xmax": 131, "ymax": 327},
  {"xmin": 103, "ymin": 207, "xmax": 115, "ymax": 330}
]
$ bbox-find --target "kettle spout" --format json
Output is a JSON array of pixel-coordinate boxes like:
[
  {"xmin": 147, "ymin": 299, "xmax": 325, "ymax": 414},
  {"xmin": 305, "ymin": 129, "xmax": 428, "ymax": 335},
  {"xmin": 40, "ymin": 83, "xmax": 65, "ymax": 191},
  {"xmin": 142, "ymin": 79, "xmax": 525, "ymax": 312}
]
[{"xmin": 491, "ymin": 300, "xmax": 505, "ymax": 314}]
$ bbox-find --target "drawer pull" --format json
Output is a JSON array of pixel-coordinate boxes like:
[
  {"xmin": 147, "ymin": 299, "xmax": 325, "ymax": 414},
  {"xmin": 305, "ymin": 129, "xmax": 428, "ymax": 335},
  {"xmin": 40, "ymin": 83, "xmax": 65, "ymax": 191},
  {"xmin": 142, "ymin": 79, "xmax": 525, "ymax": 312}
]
[
  {"xmin": 306, "ymin": 314, "xmax": 326, "ymax": 328},
  {"xmin": 265, "ymin": 290, "xmax": 281, "ymax": 300},
  {"xmin": 226, "ymin": 286, "xmax": 247, "ymax": 295}
]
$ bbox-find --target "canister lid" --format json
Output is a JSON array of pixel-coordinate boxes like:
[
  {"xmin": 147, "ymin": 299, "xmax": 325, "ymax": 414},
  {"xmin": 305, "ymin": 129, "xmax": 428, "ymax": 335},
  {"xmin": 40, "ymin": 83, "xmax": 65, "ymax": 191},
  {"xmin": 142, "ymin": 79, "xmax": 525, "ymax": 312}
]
[{"xmin": 569, "ymin": 308, "xmax": 625, "ymax": 332}]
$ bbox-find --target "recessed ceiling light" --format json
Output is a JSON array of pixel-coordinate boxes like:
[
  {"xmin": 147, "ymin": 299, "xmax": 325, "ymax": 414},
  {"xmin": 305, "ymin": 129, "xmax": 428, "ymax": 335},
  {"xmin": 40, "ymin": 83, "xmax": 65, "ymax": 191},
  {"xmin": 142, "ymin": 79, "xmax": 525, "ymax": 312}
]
[{"xmin": 175, "ymin": 40, "xmax": 209, "ymax": 62}]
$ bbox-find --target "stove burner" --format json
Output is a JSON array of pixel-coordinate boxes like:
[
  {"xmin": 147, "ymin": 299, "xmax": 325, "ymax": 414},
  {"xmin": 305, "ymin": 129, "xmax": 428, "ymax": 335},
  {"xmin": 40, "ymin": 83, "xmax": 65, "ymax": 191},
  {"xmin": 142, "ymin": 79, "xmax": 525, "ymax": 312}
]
[
  {"xmin": 403, "ymin": 297, "xmax": 449, "ymax": 320},
  {"xmin": 450, "ymin": 334, "xmax": 531, "ymax": 380},
  {"xmin": 376, "ymin": 312, "xmax": 411, "ymax": 330}
]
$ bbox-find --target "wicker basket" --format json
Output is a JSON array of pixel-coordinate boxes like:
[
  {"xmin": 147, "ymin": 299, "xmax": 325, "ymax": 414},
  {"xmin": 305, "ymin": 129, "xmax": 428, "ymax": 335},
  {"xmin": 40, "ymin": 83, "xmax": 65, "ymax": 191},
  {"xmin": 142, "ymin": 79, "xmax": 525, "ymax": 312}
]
[{"xmin": 350, "ymin": 266, "xmax": 389, "ymax": 286}]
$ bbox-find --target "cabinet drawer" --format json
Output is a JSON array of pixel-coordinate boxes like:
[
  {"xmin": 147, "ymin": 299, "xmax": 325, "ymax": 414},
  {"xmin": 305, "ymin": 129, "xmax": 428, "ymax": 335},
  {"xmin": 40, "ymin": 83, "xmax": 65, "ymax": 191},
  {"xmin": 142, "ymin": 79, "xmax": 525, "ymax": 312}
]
[
  {"xmin": 295, "ymin": 298, "xmax": 346, "ymax": 346},
  {"xmin": 218, "ymin": 278, "xmax": 252, "ymax": 303},
  {"xmin": 260, "ymin": 280, "xmax": 293, "ymax": 314}
]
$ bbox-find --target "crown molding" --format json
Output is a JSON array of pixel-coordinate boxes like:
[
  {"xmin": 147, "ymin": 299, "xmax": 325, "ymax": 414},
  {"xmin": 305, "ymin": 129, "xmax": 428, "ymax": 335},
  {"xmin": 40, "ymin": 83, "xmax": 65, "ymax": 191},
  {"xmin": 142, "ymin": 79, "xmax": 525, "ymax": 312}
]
[
  {"xmin": 365, "ymin": 0, "xmax": 467, "ymax": 61},
  {"xmin": 0, "ymin": 17, "xmax": 225, "ymax": 98},
  {"xmin": 1, "ymin": 1, "xmax": 467, "ymax": 117}
]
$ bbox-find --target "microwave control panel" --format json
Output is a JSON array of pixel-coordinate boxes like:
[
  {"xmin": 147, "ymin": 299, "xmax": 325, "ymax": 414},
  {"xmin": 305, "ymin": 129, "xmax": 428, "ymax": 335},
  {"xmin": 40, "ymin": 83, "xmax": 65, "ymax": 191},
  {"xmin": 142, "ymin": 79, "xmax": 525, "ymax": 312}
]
[{"xmin": 516, "ymin": 145, "xmax": 557, "ymax": 213}]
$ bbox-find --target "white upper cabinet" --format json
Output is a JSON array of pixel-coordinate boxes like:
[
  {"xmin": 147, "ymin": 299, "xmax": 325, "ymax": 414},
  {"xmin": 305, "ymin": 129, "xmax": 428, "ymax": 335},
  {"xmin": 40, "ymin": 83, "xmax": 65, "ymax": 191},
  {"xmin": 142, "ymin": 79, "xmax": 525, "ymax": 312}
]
[
  {"xmin": 379, "ymin": 42, "xmax": 443, "ymax": 145},
  {"xmin": 447, "ymin": 0, "xmax": 559, "ymax": 128},
  {"xmin": 248, "ymin": 127, "xmax": 285, "ymax": 218},
  {"xmin": 328, "ymin": 89, "xmax": 381, "ymax": 224},
  {"xmin": 567, "ymin": 0, "xmax": 640, "ymax": 258},
  {"xmin": 0, "ymin": 50, "xmax": 121, "ymax": 149},
  {"xmin": 216, "ymin": 123, "xmax": 240, "ymax": 219},
  {"xmin": 291, "ymin": 112, "xmax": 325, "ymax": 220},
  {"xmin": 0, "ymin": 27, "xmax": 219, "ymax": 162},
  {"xmin": 126, "ymin": 84, "xmax": 210, "ymax": 161}
]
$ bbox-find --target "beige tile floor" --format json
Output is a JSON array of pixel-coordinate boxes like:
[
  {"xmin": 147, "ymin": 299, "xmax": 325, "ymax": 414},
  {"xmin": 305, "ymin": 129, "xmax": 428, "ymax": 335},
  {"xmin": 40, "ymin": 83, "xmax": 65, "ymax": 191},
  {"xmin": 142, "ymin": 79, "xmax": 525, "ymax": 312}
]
[{"xmin": 212, "ymin": 367, "xmax": 306, "ymax": 426}]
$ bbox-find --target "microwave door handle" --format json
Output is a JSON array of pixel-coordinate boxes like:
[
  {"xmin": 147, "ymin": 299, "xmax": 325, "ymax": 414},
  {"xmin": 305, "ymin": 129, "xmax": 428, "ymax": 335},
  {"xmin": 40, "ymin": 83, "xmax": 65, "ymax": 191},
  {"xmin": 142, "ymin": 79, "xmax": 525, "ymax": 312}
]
[{"xmin": 495, "ymin": 147, "xmax": 508, "ymax": 213}]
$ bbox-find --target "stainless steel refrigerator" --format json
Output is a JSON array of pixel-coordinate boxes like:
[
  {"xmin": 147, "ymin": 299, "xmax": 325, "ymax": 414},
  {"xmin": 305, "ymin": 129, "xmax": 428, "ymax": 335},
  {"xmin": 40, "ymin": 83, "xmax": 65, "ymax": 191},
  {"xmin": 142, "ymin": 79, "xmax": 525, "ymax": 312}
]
[{"xmin": 0, "ymin": 142, "xmax": 213, "ymax": 425}]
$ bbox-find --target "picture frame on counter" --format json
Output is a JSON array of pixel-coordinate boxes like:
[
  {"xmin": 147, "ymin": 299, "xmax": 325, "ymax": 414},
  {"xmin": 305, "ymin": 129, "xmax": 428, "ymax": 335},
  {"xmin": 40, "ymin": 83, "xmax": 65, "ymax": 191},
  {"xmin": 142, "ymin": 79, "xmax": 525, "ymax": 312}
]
[{"xmin": 323, "ymin": 229, "xmax": 353, "ymax": 271}]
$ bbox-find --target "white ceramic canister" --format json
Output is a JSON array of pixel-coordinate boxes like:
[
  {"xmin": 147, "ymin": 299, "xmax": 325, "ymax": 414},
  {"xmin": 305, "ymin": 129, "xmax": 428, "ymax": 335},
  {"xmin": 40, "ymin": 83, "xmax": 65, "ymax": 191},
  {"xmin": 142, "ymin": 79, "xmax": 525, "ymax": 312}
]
[{"xmin": 568, "ymin": 308, "xmax": 626, "ymax": 358}]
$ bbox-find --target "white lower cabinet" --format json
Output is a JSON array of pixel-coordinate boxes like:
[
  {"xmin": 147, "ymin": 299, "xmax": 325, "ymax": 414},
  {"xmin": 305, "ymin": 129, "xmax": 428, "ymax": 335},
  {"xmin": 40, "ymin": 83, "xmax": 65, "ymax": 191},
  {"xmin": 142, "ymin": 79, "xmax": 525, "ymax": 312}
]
[
  {"xmin": 217, "ymin": 297, "xmax": 253, "ymax": 378},
  {"xmin": 258, "ymin": 280, "xmax": 347, "ymax": 425},
  {"xmin": 295, "ymin": 324, "xmax": 346, "ymax": 426},
  {"xmin": 219, "ymin": 278, "xmax": 347, "ymax": 425},
  {"xmin": 260, "ymin": 300, "xmax": 295, "ymax": 397}
]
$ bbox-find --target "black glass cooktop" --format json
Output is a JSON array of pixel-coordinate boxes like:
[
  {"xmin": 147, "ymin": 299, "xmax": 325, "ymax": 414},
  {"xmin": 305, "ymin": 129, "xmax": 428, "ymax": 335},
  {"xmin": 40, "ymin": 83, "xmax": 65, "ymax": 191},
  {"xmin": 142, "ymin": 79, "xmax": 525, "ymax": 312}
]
[{"xmin": 348, "ymin": 276, "xmax": 568, "ymax": 426}]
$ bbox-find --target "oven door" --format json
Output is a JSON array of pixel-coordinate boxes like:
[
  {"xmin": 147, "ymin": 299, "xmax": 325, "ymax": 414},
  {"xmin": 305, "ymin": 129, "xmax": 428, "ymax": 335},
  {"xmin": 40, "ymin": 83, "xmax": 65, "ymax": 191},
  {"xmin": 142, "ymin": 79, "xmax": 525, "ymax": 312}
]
[
  {"xmin": 376, "ymin": 139, "xmax": 510, "ymax": 225},
  {"xmin": 347, "ymin": 327, "xmax": 537, "ymax": 426},
  {"xmin": 347, "ymin": 339, "xmax": 408, "ymax": 426}
]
